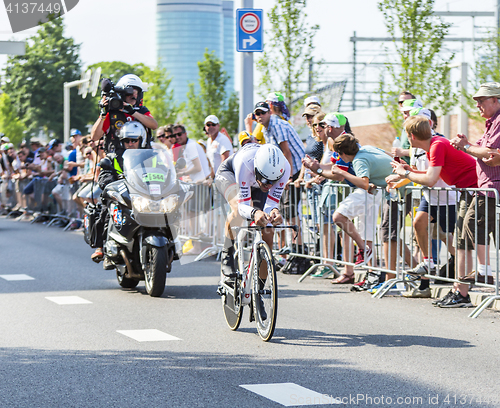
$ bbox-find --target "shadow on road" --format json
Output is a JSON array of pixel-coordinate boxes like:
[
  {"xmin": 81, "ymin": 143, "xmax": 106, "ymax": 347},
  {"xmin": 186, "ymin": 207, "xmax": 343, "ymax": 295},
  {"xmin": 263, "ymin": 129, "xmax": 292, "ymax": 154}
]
[{"xmin": 271, "ymin": 328, "xmax": 474, "ymax": 349}]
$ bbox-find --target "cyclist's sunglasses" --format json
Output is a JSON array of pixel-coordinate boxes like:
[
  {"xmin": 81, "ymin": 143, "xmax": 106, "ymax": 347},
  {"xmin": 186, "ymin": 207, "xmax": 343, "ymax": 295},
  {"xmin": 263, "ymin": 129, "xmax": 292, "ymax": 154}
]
[{"xmin": 255, "ymin": 169, "xmax": 279, "ymax": 186}]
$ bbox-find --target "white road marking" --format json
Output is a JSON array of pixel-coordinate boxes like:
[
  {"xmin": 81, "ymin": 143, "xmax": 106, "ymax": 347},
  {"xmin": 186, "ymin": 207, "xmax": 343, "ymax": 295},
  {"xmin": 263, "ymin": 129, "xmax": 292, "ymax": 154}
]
[
  {"xmin": 117, "ymin": 329, "xmax": 181, "ymax": 342},
  {"xmin": 45, "ymin": 296, "xmax": 92, "ymax": 305},
  {"xmin": 0, "ymin": 274, "xmax": 35, "ymax": 281},
  {"xmin": 240, "ymin": 383, "xmax": 340, "ymax": 406}
]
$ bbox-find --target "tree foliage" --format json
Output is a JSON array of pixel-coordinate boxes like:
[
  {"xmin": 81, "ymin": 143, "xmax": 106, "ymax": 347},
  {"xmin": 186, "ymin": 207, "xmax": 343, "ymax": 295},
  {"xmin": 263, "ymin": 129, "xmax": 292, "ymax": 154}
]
[
  {"xmin": 0, "ymin": 93, "xmax": 24, "ymax": 146},
  {"xmin": 467, "ymin": 29, "xmax": 500, "ymax": 124},
  {"xmin": 185, "ymin": 49, "xmax": 239, "ymax": 139},
  {"xmin": 3, "ymin": 16, "xmax": 94, "ymax": 138},
  {"xmin": 141, "ymin": 64, "xmax": 183, "ymax": 125},
  {"xmin": 378, "ymin": 0, "xmax": 456, "ymax": 130},
  {"xmin": 256, "ymin": 0, "xmax": 319, "ymax": 111}
]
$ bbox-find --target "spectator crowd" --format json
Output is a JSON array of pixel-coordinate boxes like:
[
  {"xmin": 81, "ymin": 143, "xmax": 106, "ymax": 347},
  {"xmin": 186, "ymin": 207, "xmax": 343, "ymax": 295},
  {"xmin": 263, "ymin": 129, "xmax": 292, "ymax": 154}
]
[{"xmin": 2, "ymin": 81, "xmax": 500, "ymax": 312}]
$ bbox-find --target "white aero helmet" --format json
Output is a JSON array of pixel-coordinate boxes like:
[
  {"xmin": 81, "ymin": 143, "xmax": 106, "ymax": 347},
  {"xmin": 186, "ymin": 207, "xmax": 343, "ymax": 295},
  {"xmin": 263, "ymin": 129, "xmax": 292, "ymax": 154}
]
[
  {"xmin": 119, "ymin": 121, "xmax": 147, "ymax": 142},
  {"xmin": 254, "ymin": 144, "xmax": 287, "ymax": 185},
  {"xmin": 116, "ymin": 74, "xmax": 145, "ymax": 92}
]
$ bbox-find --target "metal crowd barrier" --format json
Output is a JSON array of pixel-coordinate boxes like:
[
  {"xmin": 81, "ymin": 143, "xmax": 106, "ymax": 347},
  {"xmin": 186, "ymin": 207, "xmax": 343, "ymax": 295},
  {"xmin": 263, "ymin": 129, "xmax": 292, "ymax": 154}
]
[
  {"xmin": 1, "ymin": 176, "xmax": 82, "ymax": 229},
  {"xmin": 172, "ymin": 178, "xmax": 499, "ymax": 318},
  {"xmin": 277, "ymin": 181, "xmax": 499, "ymax": 318},
  {"xmin": 177, "ymin": 182, "xmax": 226, "ymax": 261}
]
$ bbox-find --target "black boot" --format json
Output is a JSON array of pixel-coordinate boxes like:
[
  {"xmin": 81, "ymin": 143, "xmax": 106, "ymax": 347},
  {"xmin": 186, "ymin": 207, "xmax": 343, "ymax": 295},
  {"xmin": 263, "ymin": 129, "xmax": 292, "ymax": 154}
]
[
  {"xmin": 221, "ymin": 246, "xmax": 236, "ymax": 277},
  {"xmin": 257, "ymin": 278, "xmax": 267, "ymax": 321}
]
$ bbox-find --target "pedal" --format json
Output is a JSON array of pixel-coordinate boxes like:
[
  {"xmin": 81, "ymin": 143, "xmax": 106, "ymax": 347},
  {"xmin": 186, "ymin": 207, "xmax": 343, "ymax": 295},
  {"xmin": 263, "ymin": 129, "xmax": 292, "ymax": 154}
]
[{"xmin": 216, "ymin": 285, "xmax": 225, "ymax": 296}]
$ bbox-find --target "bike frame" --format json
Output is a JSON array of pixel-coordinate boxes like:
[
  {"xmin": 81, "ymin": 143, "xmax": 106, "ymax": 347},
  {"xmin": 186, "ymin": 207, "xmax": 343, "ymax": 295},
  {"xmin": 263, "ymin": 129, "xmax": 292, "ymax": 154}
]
[{"xmin": 236, "ymin": 226, "xmax": 263, "ymax": 306}]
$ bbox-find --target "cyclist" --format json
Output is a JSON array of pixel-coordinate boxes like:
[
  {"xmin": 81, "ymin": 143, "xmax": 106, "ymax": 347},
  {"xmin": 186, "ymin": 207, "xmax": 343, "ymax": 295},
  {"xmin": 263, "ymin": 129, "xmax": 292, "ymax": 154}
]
[{"xmin": 215, "ymin": 143, "xmax": 291, "ymax": 279}]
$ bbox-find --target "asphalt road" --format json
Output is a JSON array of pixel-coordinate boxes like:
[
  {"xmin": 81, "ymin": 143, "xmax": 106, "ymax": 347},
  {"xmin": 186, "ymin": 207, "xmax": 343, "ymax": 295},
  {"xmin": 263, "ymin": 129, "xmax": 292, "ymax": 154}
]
[{"xmin": 1, "ymin": 217, "xmax": 499, "ymax": 408}]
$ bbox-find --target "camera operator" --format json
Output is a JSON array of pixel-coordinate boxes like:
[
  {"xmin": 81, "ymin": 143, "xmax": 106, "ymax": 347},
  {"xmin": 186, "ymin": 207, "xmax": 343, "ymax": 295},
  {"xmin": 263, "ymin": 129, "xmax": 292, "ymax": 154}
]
[{"xmin": 90, "ymin": 74, "xmax": 158, "ymax": 155}]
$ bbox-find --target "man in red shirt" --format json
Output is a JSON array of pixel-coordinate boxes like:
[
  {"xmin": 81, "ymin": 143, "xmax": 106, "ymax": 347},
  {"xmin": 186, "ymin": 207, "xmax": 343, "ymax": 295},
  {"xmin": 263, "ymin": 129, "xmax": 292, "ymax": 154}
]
[{"xmin": 391, "ymin": 115, "xmax": 478, "ymax": 308}]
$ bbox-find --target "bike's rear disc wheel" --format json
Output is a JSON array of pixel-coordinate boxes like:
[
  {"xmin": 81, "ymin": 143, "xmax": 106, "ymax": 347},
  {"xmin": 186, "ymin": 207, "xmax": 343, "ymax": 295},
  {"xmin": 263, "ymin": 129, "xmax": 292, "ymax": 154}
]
[
  {"xmin": 252, "ymin": 242, "xmax": 278, "ymax": 342},
  {"xmin": 221, "ymin": 252, "xmax": 242, "ymax": 330}
]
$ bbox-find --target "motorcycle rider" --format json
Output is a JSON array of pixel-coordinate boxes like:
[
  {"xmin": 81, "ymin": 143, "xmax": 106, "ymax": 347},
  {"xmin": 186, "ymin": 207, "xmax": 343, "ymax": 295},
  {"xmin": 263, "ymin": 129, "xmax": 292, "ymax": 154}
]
[{"xmin": 91, "ymin": 122, "xmax": 145, "ymax": 267}]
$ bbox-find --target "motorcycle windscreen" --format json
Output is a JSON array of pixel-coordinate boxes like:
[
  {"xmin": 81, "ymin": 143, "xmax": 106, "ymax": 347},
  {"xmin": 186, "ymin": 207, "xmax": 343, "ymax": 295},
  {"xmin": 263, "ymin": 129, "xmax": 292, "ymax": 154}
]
[{"xmin": 122, "ymin": 148, "xmax": 177, "ymax": 198}]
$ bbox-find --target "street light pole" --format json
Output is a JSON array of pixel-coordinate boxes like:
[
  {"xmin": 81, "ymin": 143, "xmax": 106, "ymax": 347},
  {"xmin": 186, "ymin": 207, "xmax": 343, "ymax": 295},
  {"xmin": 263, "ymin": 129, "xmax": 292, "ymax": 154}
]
[{"xmin": 63, "ymin": 79, "xmax": 89, "ymax": 143}]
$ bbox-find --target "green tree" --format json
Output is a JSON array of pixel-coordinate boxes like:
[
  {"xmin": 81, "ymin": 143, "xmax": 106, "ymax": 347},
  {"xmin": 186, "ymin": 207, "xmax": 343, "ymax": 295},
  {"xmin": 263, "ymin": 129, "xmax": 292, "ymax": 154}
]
[
  {"xmin": 0, "ymin": 93, "xmax": 24, "ymax": 146},
  {"xmin": 3, "ymin": 16, "xmax": 94, "ymax": 138},
  {"xmin": 378, "ymin": 0, "xmax": 456, "ymax": 130},
  {"xmin": 186, "ymin": 49, "xmax": 239, "ymax": 139},
  {"xmin": 256, "ymin": 0, "xmax": 319, "ymax": 111},
  {"xmin": 467, "ymin": 29, "xmax": 500, "ymax": 124},
  {"xmin": 141, "ymin": 64, "xmax": 182, "ymax": 125}
]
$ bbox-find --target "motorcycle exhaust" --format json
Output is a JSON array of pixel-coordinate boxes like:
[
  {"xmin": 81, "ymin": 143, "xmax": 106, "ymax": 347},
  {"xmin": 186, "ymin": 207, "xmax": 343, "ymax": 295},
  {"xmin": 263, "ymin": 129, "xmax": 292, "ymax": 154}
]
[{"xmin": 120, "ymin": 249, "xmax": 143, "ymax": 280}]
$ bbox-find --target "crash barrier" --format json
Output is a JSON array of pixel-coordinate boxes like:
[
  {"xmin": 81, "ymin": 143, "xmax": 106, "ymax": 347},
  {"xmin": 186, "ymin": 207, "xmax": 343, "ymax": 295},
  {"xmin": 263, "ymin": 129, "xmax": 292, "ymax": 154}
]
[
  {"xmin": 2, "ymin": 176, "xmax": 83, "ymax": 229},
  {"xmin": 177, "ymin": 182, "xmax": 227, "ymax": 261},
  {"xmin": 282, "ymin": 181, "xmax": 499, "ymax": 318},
  {"xmin": 176, "ymin": 182, "xmax": 499, "ymax": 318}
]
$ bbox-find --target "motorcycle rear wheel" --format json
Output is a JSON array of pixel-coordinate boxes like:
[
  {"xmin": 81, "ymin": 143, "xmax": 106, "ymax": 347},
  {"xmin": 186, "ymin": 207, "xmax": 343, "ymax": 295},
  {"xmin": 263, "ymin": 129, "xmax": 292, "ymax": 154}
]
[{"xmin": 144, "ymin": 246, "xmax": 167, "ymax": 297}]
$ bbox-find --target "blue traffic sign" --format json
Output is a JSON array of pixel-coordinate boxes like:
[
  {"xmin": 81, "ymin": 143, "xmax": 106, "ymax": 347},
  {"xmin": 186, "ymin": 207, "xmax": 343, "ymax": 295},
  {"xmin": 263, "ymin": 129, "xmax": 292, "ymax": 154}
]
[{"xmin": 236, "ymin": 8, "xmax": 263, "ymax": 53}]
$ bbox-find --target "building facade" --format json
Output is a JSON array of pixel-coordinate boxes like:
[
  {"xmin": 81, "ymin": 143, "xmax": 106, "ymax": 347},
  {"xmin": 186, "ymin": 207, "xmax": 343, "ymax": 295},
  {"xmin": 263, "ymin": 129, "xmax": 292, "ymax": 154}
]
[{"xmin": 156, "ymin": 0, "xmax": 235, "ymax": 103}]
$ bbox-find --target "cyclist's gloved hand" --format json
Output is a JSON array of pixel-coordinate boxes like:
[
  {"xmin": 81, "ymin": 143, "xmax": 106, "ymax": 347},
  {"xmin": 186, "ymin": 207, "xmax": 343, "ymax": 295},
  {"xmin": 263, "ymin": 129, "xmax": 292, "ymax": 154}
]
[
  {"xmin": 254, "ymin": 210, "xmax": 270, "ymax": 227},
  {"xmin": 269, "ymin": 209, "xmax": 283, "ymax": 226}
]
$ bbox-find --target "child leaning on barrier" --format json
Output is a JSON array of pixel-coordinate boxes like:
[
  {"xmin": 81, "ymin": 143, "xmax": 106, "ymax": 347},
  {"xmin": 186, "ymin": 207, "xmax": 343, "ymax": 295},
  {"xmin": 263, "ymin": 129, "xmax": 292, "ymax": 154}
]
[{"xmin": 303, "ymin": 133, "xmax": 394, "ymax": 291}]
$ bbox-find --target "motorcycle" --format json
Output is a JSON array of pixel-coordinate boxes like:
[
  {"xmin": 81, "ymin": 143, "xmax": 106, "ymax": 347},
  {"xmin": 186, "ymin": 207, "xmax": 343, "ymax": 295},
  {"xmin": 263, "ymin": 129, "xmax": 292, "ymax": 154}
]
[{"xmin": 98, "ymin": 147, "xmax": 192, "ymax": 297}]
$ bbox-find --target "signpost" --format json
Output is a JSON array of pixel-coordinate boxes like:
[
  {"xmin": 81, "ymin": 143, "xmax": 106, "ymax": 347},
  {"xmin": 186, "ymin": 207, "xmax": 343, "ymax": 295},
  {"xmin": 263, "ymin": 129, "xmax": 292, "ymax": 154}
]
[
  {"xmin": 236, "ymin": 8, "xmax": 263, "ymax": 52},
  {"xmin": 237, "ymin": 4, "xmax": 263, "ymax": 132}
]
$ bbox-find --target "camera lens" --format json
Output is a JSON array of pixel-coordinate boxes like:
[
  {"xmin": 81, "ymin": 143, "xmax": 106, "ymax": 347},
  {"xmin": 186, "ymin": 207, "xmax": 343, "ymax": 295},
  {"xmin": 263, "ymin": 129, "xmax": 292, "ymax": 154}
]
[{"xmin": 109, "ymin": 97, "xmax": 123, "ymax": 111}]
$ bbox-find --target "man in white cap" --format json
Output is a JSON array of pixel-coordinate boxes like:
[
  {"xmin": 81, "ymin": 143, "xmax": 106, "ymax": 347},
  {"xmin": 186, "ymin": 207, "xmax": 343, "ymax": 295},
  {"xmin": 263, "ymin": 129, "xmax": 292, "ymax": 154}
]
[
  {"xmin": 204, "ymin": 114, "xmax": 233, "ymax": 174},
  {"xmin": 304, "ymin": 95, "xmax": 321, "ymax": 108}
]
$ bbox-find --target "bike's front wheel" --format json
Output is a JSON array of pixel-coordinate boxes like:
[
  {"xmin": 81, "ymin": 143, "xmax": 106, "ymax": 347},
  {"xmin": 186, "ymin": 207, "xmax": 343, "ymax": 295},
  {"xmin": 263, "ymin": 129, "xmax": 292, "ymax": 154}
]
[{"xmin": 252, "ymin": 242, "xmax": 278, "ymax": 342}]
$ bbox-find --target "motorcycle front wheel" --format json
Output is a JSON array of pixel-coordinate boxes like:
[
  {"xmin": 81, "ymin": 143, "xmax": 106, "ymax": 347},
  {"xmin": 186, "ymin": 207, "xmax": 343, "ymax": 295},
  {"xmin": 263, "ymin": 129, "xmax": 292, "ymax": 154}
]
[{"xmin": 144, "ymin": 246, "xmax": 167, "ymax": 297}]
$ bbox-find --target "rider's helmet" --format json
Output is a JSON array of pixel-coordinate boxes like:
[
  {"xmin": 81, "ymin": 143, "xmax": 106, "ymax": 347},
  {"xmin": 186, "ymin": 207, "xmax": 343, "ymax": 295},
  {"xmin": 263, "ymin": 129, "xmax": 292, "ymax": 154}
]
[
  {"xmin": 116, "ymin": 74, "xmax": 146, "ymax": 106},
  {"xmin": 118, "ymin": 122, "xmax": 147, "ymax": 147},
  {"xmin": 254, "ymin": 144, "xmax": 287, "ymax": 185}
]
